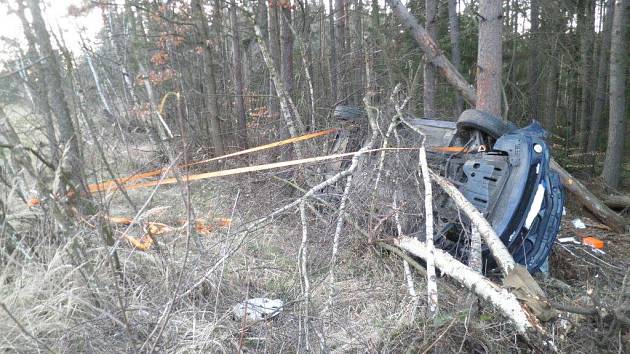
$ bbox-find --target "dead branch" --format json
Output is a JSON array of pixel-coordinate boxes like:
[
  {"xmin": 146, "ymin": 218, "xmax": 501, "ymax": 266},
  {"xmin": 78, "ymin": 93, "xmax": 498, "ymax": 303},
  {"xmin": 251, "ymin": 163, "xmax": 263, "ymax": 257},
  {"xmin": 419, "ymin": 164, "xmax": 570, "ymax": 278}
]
[
  {"xmin": 394, "ymin": 236, "xmax": 539, "ymax": 335},
  {"xmin": 604, "ymin": 195, "xmax": 630, "ymax": 209},
  {"xmin": 419, "ymin": 145, "xmax": 438, "ymax": 317},
  {"xmin": 550, "ymin": 160, "xmax": 627, "ymax": 232},
  {"xmin": 430, "ymin": 171, "xmax": 516, "ymax": 275},
  {"xmin": 326, "ymin": 94, "xmax": 379, "ymax": 313}
]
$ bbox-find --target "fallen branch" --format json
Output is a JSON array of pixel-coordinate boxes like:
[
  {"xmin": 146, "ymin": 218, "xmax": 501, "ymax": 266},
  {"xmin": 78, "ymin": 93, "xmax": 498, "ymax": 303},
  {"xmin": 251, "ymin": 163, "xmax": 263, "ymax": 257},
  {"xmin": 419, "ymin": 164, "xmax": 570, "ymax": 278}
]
[
  {"xmin": 430, "ymin": 171, "xmax": 516, "ymax": 275},
  {"xmin": 550, "ymin": 160, "xmax": 627, "ymax": 232},
  {"xmin": 394, "ymin": 236, "xmax": 538, "ymax": 335},
  {"xmin": 419, "ymin": 145, "xmax": 438, "ymax": 317},
  {"xmin": 603, "ymin": 195, "xmax": 630, "ymax": 209}
]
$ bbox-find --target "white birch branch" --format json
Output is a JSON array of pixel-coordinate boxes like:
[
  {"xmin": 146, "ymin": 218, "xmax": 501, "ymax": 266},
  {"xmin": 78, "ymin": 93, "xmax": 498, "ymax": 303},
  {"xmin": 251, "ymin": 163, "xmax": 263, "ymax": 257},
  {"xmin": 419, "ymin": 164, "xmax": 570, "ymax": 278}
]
[
  {"xmin": 253, "ymin": 23, "xmax": 305, "ymax": 159},
  {"xmin": 469, "ymin": 226, "xmax": 482, "ymax": 273},
  {"xmin": 419, "ymin": 145, "xmax": 438, "ymax": 317},
  {"xmin": 395, "ymin": 236, "xmax": 535, "ymax": 334},
  {"xmin": 430, "ymin": 171, "xmax": 516, "ymax": 275}
]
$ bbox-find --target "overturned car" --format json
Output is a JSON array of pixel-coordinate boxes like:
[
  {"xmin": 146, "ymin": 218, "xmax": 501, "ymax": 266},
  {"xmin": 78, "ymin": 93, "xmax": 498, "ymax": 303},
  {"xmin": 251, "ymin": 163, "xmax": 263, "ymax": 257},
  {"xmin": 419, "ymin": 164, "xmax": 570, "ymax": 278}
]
[{"xmin": 333, "ymin": 106, "xmax": 564, "ymax": 273}]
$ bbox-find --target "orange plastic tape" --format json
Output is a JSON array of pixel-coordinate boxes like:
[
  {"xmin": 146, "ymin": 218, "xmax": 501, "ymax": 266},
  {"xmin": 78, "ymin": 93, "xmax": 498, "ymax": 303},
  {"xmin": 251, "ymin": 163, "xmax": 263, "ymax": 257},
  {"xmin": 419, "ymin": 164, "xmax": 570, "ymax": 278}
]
[
  {"xmin": 582, "ymin": 236, "xmax": 605, "ymax": 249},
  {"xmin": 27, "ymin": 128, "xmax": 339, "ymax": 205},
  {"xmin": 88, "ymin": 128, "xmax": 338, "ymax": 193}
]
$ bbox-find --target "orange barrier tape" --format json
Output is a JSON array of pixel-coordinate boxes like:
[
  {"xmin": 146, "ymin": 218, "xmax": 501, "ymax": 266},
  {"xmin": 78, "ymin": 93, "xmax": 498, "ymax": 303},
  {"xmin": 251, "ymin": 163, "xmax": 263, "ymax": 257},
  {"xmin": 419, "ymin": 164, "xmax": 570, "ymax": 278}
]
[
  {"xmin": 430, "ymin": 146, "xmax": 470, "ymax": 153},
  {"xmin": 87, "ymin": 128, "xmax": 338, "ymax": 193},
  {"xmin": 27, "ymin": 128, "xmax": 339, "ymax": 205},
  {"xmin": 96, "ymin": 147, "xmax": 408, "ymax": 192}
]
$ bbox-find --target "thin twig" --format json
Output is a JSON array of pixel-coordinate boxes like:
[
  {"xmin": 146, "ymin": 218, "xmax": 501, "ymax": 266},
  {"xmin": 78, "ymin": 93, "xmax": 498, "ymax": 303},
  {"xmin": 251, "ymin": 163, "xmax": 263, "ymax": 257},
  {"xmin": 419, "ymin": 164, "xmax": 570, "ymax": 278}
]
[{"xmin": 0, "ymin": 303, "xmax": 57, "ymax": 354}]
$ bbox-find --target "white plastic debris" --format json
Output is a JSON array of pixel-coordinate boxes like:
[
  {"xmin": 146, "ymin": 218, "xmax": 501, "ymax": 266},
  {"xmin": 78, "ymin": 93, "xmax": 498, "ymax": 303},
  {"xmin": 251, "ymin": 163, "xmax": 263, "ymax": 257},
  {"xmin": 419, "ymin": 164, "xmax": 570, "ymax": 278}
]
[
  {"xmin": 571, "ymin": 218, "xmax": 586, "ymax": 229},
  {"xmin": 232, "ymin": 298, "xmax": 284, "ymax": 321},
  {"xmin": 558, "ymin": 236, "xmax": 580, "ymax": 244}
]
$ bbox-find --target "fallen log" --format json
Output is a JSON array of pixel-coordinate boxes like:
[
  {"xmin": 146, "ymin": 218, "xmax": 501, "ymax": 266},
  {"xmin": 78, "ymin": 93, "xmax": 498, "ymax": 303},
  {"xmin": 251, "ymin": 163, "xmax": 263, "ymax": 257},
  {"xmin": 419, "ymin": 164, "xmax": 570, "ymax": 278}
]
[
  {"xmin": 385, "ymin": 0, "xmax": 628, "ymax": 233},
  {"xmin": 603, "ymin": 194, "xmax": 630, "ymax": 209},
  {"xmin": 550, "ymin": 160, "xmax": 627, "ymax": 233}
]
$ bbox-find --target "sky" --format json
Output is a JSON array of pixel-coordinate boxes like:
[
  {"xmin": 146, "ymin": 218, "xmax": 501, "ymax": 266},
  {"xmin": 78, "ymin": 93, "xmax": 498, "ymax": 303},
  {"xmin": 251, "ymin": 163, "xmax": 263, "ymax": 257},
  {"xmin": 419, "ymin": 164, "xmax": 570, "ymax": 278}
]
[{"xmin": 0, "ymin": 0, "xmax": 103, "ymax": 69}]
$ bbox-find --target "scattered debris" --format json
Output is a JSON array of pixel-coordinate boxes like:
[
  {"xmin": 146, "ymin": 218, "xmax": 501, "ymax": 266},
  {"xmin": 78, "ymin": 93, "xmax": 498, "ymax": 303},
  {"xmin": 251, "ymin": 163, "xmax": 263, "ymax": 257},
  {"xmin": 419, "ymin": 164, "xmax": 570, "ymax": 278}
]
[
  {"xmin": 572, "ymin": 218, "xmax": 586, "ymax": 229},
  {"xmin": 558, "ymin": 236, "xmax": 580, "ymax": 244},
  {"xmin": 581, "ymin": 236, "xmax": 604, "ymax": 250},
  {"xmin": 232, "ymin": 298, "xmax": 284, "ymax": 321},
  {"xmin": 106, "ymin": 214, "xmax": 232, "ymax": 251}
]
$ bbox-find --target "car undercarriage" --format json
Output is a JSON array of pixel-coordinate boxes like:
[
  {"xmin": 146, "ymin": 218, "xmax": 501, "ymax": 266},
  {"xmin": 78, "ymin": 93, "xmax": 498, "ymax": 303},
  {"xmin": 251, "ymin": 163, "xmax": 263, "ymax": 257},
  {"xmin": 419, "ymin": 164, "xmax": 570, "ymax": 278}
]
[{"xmin": 333, "ymin": 106, "xmax": 565, "ymax": 273}]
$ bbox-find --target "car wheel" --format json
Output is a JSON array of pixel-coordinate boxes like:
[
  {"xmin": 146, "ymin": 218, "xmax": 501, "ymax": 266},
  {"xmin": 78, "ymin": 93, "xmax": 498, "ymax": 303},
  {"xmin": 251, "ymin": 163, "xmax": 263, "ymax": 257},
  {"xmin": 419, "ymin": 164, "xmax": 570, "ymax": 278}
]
[
  {"xmin": 456, "ymin": 109, "xmax": 516, "ymax": 138},
  {"xmin": 333, "ymin": 105, "xmax": 367, "ymax": 122}
]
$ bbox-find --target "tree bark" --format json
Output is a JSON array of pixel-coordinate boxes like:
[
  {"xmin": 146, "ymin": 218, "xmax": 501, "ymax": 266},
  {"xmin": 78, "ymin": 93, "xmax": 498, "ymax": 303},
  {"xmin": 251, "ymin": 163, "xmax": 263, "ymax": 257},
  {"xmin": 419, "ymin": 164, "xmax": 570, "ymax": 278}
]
[
  {"xmin": 423, "ymin": 0, "xmax": 438, "ymax": 118},
  {"xmin": 542, "ymin": 3, "xmax": 563, "ymax": 131},
  {"xmin": 268, "ymin": 0, "xmax": 282, "ymax": 119},
  {"xmin": 329, "ymin": 0, "xmax": 339, "ymax": 101},
  {"xmin": 601, "ymin": 0, "xmax": 628, "ymax": 188},
  {"xmin": 14, "ymin": 0, "xmax": 59, "ymax": 163},
  {"xmin": 447, "ymin": 0, "xmax": 464, "ymax": 115},
  {"xmin": 230, "ymin": 4, "xmax": 249, "ymax": 149},
  {"xmin": 604, "ymin": 195, "xmax": 630, "ymax": 209},
  {"xmin": 26, "ymin": 0, "xmax": 86, "ymax": 197},
  {"xmin": 192, "ymin": 0, "xmax": 225, "ymax": 155},
  {"xmin": 587, "ymin": 0, "xmax": 614, "ymax": 153},
  {"xmin": 280, "ymin": 1, "xmax": 294, "ymax": 95},
  {"xmin": 476, "ymin": 0, "xmax": 503, "ymax": 117},
  {"xmin": 253, "ymin": 23, "xmax": 305, "ymax": 158},
  {"xmin": 528, "ymin": 0, "xmax": 541, "ymax": 121},
  {"xmin": 578, "ymin": 0, "xmax": 595, "ymax": 150},
  {"xmin": 335, "ymin": 0, "xmax": 347, "ymax": 101}
]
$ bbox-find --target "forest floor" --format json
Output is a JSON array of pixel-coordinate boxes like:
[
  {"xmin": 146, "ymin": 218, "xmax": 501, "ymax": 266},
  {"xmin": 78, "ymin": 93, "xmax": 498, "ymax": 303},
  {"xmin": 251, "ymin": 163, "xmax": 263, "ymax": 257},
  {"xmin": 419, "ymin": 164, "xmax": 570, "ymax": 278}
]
[{"xmin": 1, "ymin": 107, "xmax": 629, "ymax": 353}]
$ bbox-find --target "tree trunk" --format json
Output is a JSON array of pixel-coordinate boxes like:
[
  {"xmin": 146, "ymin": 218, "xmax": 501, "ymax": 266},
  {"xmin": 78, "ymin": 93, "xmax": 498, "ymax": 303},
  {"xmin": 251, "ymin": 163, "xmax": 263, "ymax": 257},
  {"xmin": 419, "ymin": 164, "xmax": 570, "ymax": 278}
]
[
  {"xmin": 587, "ymin": 0, "xmax": 614, "ymax": 153},
  {"xmin": 447, "ymin": 0, "xmax": 464, "ymax": 116},
  {"xmin": 601, "ymin": 0, "xmax": 628, "ymax": 188},
  {"xmin": 542, "ymin": 2, "xmax": 563, "ymax": 131},
  {"xmin": 476, "ymin": 0, "xmax": 503, "ymax": 117},
  {"xmin": 335, "ymin": 0, "xmax": 347, "ymax": 101},
  {"xmin": 528, "ymin": 0, "xmax": 541, "ymax": 121},
  {"xmin": 352, "ymin": 0, "xmax": 365, "ymax": 105},
  {"xmin": 26, "ymin": 0, "xmax": 86, "ymax": 197},
  {"xmin": 253, "ymin": 23, "xmax": 305, "ymax": 158},
  {"xmin": 423, "ymin": 0, "xmax": 438, "ymax": 118},
  {"xmin": 192, "ymin": 0, "xmax": 225, "ymax": 156},
  {"xmin": 268, "ymin": 1, "xmax": 282, "ymax": 119},
  {"xmin": 15, "ymin": 0, "xmax": 59, "ymax": 163},
  {"xmin": 230, "ymin": 4, "xmax": 249, "ymax": 149},
  {"xmin": 280, "ymin": 1, "xmax": 294, "ymax": 95},
  {"xmin": 329, "ymin": 0, "xmax": 338, "ymax": 101},
  {"xmin": 385, "ymin": 0, "xmax": 477, "ymax": 104},
  {"xmin": 578, "ymin": 0, "xmax": 595, "ymax": 150}
]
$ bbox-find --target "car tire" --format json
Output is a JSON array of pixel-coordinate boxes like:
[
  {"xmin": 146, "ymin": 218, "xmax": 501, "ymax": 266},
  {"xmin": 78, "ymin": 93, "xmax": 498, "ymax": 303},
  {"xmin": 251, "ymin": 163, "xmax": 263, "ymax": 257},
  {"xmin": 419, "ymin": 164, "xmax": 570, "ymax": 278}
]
[
  {"xmin": 456, "ymin": 109, "xmax": 515, "ymax": 138},
  {"xmin": 333, "ymin": 105, "xmax": 367, "ymax": 122}
]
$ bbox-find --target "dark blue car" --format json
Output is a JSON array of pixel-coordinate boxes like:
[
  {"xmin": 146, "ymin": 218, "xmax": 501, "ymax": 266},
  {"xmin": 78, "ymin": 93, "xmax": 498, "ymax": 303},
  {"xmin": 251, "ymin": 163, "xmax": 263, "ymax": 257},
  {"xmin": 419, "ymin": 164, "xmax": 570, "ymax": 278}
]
[{"xmin": 334, "ymin": 106, "xmax": 564, "ymax": 273}]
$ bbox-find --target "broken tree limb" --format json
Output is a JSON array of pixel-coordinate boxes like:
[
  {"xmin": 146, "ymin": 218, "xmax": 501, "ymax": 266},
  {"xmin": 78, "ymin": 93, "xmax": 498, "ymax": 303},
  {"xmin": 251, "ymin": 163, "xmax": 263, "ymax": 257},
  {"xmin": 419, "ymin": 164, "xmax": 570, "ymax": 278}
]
[
  {"xmin": 386, "ymin": 0, "xmax": 627, "ymax": 233},
  {"xmin": 394, "ymin": 236, "xmax": 537, "ymax": 335},
  {"xmin": 550, "ymin": 160, "xmax": 627, "ymax": 233},
  {"xmin": 385, "ymin": 0, "xmax": 476, "ymax": 104},
  {"xmin": 603, "ymin": 195, "xmax": 630, "ymax": 209},
  {"xmin": 430, "ymin": 171, "xmax": 516, "ymax": 275},
  {"xmin": 419, "ymin": 145, "xmax": 438, "ymax": 317}
]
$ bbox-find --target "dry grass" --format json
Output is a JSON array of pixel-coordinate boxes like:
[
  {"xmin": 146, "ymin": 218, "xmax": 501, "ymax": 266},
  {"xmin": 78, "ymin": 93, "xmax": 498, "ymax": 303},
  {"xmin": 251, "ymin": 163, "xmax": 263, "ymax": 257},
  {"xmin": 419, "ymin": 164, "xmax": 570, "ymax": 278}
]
[{"xmin": 1, "ymin": 106, "xmax": 629, "ymax": 353}]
